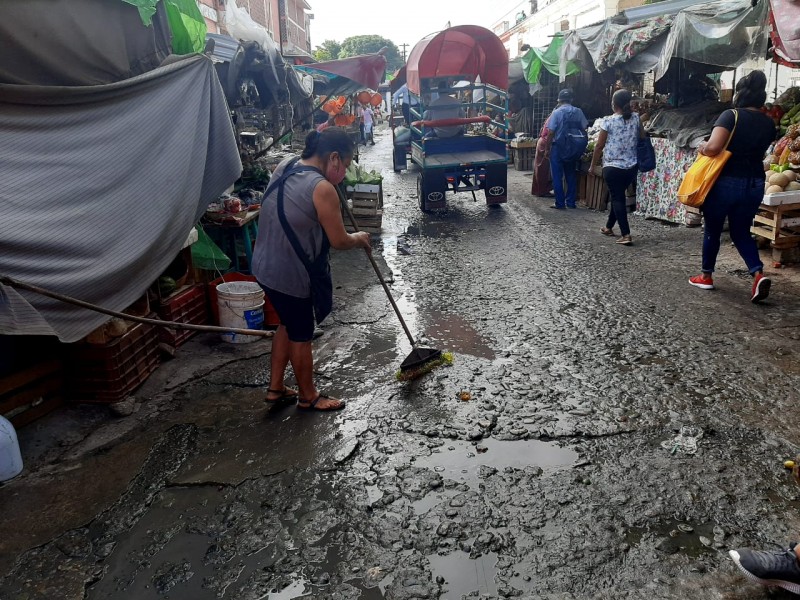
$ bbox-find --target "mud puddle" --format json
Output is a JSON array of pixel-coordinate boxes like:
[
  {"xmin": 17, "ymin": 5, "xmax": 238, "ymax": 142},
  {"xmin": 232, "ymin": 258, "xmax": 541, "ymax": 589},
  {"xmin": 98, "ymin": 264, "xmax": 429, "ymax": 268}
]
[
  {"xmin": 423, "ymin": 311, "xmax": 495, "ymax": 359},
  {"xmin": 266, "ymin": 576, "xmax": 310, "ymax": 599},
  {"xmin": 414, "ymin": 438, "xmax": 577, "ymax": 486},
  {"xmin": 428, "ymin": 550, "xmax": 498, "ymax": 597}
]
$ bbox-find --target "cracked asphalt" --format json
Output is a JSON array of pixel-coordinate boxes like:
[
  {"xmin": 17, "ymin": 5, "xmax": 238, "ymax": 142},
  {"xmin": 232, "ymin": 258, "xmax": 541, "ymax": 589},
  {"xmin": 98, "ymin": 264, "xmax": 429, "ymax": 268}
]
[{"xmin": 2, "ymin": 123, "xmax": 800, "ymax": 599}]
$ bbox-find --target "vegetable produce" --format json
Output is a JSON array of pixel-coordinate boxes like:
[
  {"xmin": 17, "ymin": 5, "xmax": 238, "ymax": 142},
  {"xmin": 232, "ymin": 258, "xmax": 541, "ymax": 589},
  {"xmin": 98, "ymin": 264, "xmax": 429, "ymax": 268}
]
[
  {"xmin": 769, "ymin": 172, "xmax": 790, "ymax": 188},
  {"xmin": 767, "ymin": 184, "xmax": 784, "ymax": 194}
]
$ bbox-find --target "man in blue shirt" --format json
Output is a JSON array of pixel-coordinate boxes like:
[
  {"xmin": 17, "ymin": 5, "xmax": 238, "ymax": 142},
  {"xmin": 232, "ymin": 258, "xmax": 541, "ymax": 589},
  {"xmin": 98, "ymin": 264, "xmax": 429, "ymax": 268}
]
[{"xmin": 543, "ymin": 89, "xmax": 588, "ymax": 209}]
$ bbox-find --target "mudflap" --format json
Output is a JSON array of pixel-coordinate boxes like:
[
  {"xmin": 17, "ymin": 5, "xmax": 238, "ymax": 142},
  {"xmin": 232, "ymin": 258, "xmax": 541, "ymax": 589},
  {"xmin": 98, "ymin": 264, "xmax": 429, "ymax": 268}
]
[
  {"xmin": 418, "ymin": 172, "xmax": 447, "ymax": 212},
  {"xmin": 393, "ymin": 144, "xmax": 407, "ymax": 172},
  {"xmin": 483, "ymin": 163, "xmax": 508, "ymax": 205}
]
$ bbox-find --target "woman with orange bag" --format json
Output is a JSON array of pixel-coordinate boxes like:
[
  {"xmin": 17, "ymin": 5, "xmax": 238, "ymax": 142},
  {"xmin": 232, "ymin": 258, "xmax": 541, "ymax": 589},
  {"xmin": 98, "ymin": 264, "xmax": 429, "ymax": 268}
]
[{"xmin": 688, "ymin": 70, "xmax": 776, "ymax": 303}]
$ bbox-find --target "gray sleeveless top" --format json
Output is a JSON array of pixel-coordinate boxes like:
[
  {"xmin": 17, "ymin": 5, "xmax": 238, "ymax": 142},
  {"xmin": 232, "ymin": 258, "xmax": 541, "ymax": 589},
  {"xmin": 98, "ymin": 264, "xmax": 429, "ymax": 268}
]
[{"xmin": 252, "ymin": 157, "xmax": 327, "ymax": 298}]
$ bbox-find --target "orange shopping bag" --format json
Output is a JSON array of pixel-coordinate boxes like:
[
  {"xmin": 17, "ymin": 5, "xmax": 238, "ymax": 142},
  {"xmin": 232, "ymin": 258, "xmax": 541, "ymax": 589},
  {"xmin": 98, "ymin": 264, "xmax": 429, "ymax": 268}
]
[{"xmin": 677, "ymin": 110, "xmax": 738, "ymax": 208}]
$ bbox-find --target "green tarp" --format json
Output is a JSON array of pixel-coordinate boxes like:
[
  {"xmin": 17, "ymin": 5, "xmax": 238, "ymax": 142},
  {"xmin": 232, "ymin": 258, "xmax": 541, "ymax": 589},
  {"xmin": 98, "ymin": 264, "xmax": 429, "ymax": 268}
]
[
  {"xmin": 520, "ymin": 35, "xmax": 579, "ymax": 84},
  {"xmin": 122, "ymin": 0, "xmax": 206, "ymax": 54}
]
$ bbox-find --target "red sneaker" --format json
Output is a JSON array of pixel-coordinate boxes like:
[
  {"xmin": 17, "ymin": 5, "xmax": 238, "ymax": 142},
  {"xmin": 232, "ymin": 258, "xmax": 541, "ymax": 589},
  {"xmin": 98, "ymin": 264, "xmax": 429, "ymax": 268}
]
[
  {"xmin": 688, "ymin": 274, "xmax": 714, "ymax": 290},
  {"xmin": 751, "ymin": 273, "xmax": 771, "ymax": 303}
]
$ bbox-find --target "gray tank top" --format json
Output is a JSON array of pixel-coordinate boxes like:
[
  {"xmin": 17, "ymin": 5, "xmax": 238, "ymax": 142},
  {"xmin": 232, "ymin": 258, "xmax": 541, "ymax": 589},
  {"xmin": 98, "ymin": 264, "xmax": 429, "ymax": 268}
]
[{"xmin": 252, "ymin": 157, "xmax": 327, "ymax": 298}]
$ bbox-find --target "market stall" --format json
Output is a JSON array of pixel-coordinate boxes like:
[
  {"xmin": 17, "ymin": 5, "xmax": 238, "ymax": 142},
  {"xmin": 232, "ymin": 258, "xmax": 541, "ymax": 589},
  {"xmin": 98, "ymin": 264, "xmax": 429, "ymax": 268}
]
[{"xmin": 560, "ymin": 0, "xmax": 770, "ymax": 223}]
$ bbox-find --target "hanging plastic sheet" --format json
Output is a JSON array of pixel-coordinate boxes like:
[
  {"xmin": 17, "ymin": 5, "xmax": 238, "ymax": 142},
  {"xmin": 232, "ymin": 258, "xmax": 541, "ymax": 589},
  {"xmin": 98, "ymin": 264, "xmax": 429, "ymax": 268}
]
[
  {"xmin": 0, "ymin": 0, "xmax": 172, "ymax": 86},
  {"xmin": 769, "ymin": 0, "xmax": 800, "ymax": 65},
  {"xmin": 654, "ymin": 0, "xmax": 769, "ymax": 81},
  {"xmin": 295, "ymin": 54, "xmax": 388, "ymax": 97},
  {"xmin": 521, "ymin": 35, "xmax": 580, "ymax": 86},
  {"xmin": 559, "ymin": 16, "xmax": 673, "ymax": 80}
]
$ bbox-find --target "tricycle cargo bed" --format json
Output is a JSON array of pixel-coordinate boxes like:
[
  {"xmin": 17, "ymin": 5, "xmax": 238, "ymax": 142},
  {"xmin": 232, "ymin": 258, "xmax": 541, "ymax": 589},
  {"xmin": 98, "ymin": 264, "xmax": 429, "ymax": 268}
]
[{"xmin": 411, "ymin": 135, "xmax": 507, "ymax": 169}]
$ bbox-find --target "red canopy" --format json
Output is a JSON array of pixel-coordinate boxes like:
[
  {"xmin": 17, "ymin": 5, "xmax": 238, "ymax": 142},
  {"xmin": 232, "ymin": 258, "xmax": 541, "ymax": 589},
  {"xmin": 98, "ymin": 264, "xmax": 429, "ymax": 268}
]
[
  {"xmin": 406, "ymin": 25, "xmax": 508, "ymax": 95},
  {"xmin": 770, "ymin": 0, "xmax": 800, "ymax": 65}
]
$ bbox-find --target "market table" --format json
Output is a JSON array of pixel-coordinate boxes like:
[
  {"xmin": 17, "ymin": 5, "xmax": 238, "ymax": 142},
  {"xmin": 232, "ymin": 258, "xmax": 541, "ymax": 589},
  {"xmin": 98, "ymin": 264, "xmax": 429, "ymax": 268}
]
[
  {"xmin": 636, "ymin": 137, "xmax": 697, "ymax": 224},
  {"xmin": 203, "ymin": 209, "xmax": 260, "ymax": 274}
]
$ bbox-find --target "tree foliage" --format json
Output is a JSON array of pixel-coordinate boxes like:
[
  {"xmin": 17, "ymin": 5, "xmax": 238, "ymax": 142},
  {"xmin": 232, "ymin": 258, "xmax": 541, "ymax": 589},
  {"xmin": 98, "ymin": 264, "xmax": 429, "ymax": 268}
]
[
  {"xmin": 339, "ymin": 35, "xmax": 404, "ymax": 72},
  {"xmin": 313, "ymin": 40, "xmax": 341, "ymax": 62}
]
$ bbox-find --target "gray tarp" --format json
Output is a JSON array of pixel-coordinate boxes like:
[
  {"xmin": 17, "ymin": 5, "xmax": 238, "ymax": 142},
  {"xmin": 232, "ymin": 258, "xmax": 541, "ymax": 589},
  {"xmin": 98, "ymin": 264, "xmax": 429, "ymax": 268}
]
[
  {"xmin": 560, "ymin": 16, "xmax": 673, "ymax": 79},
  {"xmin": 653, "ymin": 0, "xmax": 769, "ymax": 80},
  {"xmin": 0, "ymin": 0, "xmax": 172, "ymax": 86},
  {"xmin": 0, "ymin": 54, "xmax": 242, "ymax": 343},
  {"xmin": 560, "ymin": 0, "xmax": 769, "ymax": 81}
]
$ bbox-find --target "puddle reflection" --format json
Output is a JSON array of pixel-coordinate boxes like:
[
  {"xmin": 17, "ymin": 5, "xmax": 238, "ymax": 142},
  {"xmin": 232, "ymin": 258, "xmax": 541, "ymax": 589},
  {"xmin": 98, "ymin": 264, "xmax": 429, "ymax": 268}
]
[
  {"xmin": 416, "ymin": 438, "xmax": 577, "ymax": 486},
  {"xmin": 427, "ymin": 550, "xmax": 498, "ymax": 597}
]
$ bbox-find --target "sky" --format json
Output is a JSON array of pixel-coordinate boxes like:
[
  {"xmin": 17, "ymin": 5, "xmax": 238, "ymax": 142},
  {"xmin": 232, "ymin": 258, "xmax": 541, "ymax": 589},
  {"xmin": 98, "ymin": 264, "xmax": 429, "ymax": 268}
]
[{"xmin": 308, "ymin": 0, "xmax": 528, "ymax": 55}]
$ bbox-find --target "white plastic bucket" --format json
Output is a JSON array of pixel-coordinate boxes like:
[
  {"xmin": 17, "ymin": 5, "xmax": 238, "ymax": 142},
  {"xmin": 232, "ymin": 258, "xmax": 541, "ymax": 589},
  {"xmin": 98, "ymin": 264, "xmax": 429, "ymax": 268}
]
[
  {"xmin": 0, "ymin": 415, "xmax": 23, "ymax": 482},
  {"xmin": 216, "ymin": 281, "xmax": 265, "ymax": 344}
]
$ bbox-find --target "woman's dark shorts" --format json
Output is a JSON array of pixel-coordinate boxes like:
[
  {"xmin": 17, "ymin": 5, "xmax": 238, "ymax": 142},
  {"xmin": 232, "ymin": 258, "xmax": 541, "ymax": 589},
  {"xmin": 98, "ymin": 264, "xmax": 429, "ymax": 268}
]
[{"xmin": 261, "ymin": 285, "xmax": 314, "ymax": 342}]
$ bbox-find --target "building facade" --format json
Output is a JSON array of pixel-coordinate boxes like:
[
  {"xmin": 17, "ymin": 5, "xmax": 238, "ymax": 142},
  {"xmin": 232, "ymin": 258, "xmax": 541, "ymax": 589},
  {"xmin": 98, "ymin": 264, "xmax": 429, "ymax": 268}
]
[
  {"xmin": 196, "ymin": 0, "xmax": 313, "ymax": 61},
  {"xmin": 493, "ymin": 0, "xmax": 644, "ymax": 59}
]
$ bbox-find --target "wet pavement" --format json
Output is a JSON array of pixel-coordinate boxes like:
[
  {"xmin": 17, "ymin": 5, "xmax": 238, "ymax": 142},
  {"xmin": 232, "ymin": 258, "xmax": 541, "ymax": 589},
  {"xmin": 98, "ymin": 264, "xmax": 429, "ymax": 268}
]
[{"xmin": 2, "ymin": 123, "xmax": 800, "ymax": 599}]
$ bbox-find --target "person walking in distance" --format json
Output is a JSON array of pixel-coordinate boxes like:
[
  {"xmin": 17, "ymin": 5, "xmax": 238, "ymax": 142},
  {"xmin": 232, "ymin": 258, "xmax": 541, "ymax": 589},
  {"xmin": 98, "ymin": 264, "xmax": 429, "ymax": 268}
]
[
  {"xmin": 542, "ymin": 89, "xmax": 588, "ymax": 209},
  {"xmin": 687, "ymin": 70, "xmax": 775, "ymax": 303},
  {"xmin": 362, "ymin": 103, "xmax": 375, "ymax": 145},
  {"xmin": 590, "ymin": 89, "xmax": 642, "ymax": 246},
  {"xmin": 252, "ymin": 128, "xmax": 372, "ymax": 411}
]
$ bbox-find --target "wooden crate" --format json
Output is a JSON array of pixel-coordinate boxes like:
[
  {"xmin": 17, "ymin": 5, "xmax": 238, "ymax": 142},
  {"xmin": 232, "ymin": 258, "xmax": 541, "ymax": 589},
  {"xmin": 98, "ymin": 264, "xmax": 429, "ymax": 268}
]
[
  {"xmin": 513, "ymin": 147, "xmax": 534, "ymax": 171},
  {"xmin": 343, "ymin": 184, "xmax": 383, "ymax": 233},
  {"xmin": 751, "ymin": 203, "xmax": 800, "ymax": 264},
  {"xmin": 578, "ymin": 173, "xmax": 609, "ymax": 211},
  {"xmin": 0, "ymin": 360, "xmax": 64, "ymax": 427}
]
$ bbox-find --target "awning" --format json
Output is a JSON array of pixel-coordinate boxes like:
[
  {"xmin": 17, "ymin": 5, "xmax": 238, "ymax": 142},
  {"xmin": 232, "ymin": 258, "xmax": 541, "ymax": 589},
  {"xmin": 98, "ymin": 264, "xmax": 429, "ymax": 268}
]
[
  {"xmin": 560, "ymin": 0, "xmax": 769, "ymax": 81},
  {"xmin": 653, "ymin": 0, "xmax": 769, "ymax": 80},
  {"xmin": 0, "ymin": 0, "xmax": 172, "ymax": 85},
  {"xmin": 0, "ymin": 55, "xmax": 242, "ymax": 342},
  {"xmin": 520, "ymin": 35, "xmax": 579, "ymax": 85},
  {"xmin": 560, "ymin": 15, "xmax": 673, "ymax": 79},
  {"xmin": 769, "ymin": 0, "xmax": 800, "ymax": 65},
  {"xmin": 296, "ymin": 54, "xmax": 388, "ymax": 96},
  {"xmin": 406, "ymin": 25, "xmax": 508, "ymax": 94}
]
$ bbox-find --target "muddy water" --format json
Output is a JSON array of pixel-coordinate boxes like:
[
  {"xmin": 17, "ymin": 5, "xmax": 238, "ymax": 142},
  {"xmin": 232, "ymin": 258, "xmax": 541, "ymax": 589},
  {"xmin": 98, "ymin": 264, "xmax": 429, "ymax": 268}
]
[{"xmin": 4, "ymin": 125, "xmax": 800, "ymax": 600}]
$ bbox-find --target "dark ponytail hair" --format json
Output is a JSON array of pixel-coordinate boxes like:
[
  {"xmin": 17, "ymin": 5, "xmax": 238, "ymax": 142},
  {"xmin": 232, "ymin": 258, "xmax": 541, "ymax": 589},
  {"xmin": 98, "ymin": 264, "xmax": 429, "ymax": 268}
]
[
  {"xmin": 301, "ymin": 127, "xmax": 354, "ymax": 160},
  {"xmin": 612, "ymin": 89, "xmax": 633, "ymax": 121},
  {"xmin": 733, "ymin": 70, "xmax": 767, "ymax": 109}
]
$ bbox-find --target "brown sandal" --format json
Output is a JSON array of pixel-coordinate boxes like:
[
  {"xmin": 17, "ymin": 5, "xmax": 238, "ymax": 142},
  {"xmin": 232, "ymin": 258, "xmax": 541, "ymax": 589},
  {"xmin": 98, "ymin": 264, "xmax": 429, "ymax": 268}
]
[
  {"xmin": 265, "ymin": 387, "xmax": 298, "ymax": 404},
  {"xmin": 297, "ymin": 394, "xmax": 346, "ymax": 411}
]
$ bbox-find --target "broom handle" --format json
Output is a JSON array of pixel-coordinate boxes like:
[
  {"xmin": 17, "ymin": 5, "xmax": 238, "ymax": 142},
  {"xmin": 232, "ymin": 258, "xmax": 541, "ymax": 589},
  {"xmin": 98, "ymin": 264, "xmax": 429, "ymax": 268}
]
[
  {"xmin": 337, "ymin": 186, "xmax": 417, "ymax": 347},
  {"xmin": 0, "ymin": 275, "xmax": 273, "ymax": 338}
]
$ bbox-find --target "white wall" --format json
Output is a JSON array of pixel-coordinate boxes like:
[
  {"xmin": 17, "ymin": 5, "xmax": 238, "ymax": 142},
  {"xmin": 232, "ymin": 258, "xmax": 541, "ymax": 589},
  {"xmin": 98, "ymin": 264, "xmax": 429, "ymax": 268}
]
[{"xmin": 513, "ymin": 0, "xmax": 616, "ymax": 50}]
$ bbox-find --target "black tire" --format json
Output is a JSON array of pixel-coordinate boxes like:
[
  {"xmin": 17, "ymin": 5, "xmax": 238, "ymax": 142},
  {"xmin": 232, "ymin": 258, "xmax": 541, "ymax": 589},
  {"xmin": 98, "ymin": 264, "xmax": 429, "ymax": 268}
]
[{"xmin": 417, "ymin": 174, "xmax": 428, "ymax": 212}]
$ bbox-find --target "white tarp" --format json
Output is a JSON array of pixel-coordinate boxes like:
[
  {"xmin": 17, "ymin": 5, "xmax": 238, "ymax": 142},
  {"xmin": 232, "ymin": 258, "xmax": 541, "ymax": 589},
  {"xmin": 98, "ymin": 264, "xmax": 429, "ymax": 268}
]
[{"xmin": 0, "ymin": 55, "xmax": 242, "ymax": 342}]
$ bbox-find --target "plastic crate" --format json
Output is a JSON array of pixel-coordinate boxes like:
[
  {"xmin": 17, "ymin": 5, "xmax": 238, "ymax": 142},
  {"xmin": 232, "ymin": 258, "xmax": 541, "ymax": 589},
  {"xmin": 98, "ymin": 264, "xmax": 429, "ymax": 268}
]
[
  {"xmin": 68, "ymin": 318, "xmax": 160, "ymax": 403},
  {"xmin": 156, "ymin": 284, "xmax": 208, "ymax": 347}
]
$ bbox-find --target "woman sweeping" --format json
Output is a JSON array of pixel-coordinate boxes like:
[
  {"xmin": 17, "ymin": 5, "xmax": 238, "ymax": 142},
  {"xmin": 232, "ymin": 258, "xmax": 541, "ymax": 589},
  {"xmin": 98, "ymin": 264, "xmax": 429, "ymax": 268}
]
[
  {"xmin": 590, "ymin": 89, "xmax": 641, "ymax": 245},
  {"xmin": 687, "ymin": 70, "xmax": 775, "ymax": 303},
  {"xmin": 252, "ymin": 128, "xmax": 372, "ymax": 411},
  {"xmin": 531, "ymin": 114, "xmax": 553, "ymax": 197}
]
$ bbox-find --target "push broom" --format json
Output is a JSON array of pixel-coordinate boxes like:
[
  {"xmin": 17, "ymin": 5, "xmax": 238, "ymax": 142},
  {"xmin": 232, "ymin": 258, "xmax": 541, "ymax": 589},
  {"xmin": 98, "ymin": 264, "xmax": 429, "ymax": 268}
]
[{"xmin": 336, "ymin": 186, "xmax": 450, "ymax": 381}]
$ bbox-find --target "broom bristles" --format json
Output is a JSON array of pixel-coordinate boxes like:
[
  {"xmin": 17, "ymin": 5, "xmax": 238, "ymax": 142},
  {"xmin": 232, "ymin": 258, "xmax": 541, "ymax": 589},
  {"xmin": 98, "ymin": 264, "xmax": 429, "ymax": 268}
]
[{"xmin": 395, "ymin": 351, "xmax": 453, "ymax": 381}]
